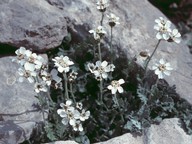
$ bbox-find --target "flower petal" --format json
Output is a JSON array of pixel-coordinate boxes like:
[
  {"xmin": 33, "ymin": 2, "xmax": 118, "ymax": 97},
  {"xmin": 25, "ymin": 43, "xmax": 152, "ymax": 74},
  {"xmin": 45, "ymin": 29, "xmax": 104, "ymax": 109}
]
[
  {"xmin": 118, "ymin": 79, "xmax": 125, "ymax": 84},
  {"xmin": 117, "ymin": 86, "xmax": 124, "ymax": 93}
]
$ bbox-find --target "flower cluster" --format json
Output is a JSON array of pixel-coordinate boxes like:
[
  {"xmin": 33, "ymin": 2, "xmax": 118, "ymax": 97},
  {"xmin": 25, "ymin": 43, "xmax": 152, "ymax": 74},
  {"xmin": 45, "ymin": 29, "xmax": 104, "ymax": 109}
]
[
  {"xmin": 13, "ymin": 47, "xmax": 46, "ymax": 83},
  {"xmin": 68, "ymin": 71, "xmax": 78, "ymax": 82},
  {"xmin": 152, "ymin": 59, "xmax": 173, "ymax": 79},
  {"xmin": 13, "ymin": 47, "xmax": 62, "ymax": 93},
  {"xmin": 96, "ymin": 0, "xmax": 109, "ymax": 12},
  {"xmin": 154, "ymin": 17, "xmax": 181, "ymax": 43},
  {"xmin": 89, "ymin": 26, "xmax": 107, "ymax": 40},
  {"xmin": 57, "ymin": 100, "xmax": 90, "ymax": 132},
  {"xmin": 107, "ymin": 13, "xmax": 120, "ymax": 27},
  {"xmin": 87, "ymin": 60, "xmax": 115, "ymax": 81}
]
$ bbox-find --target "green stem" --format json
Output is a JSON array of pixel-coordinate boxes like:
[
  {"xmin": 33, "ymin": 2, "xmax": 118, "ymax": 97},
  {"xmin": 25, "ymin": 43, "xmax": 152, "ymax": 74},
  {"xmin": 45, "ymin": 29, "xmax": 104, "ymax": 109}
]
[
  {"xmin": 46, "ymin": 87, "xmax": 53, "ymax": 103},
  {"xmin": 69, "ymin": 83, "xmax": 76, "ymax": 103},
  {"xmin": 63, "ymin": 72, "xmax": 69, "ymax": 100},
  {"xmin": 110, "ymin": 26, "xmax": 113, "ymax": 63},
  {"xmin": 93, "ymin": 45, "xmax": 96, "ymax": 58},
  {"xmin": 144, "ymin": 40, "xmax": 161, "ymax": 73},
  {"xmin": 100, "ymin": 12, "xmax": 104, "ymax": 26},
  {"xmin": 98, "ymin": 41, "xmax": 102, "ymax": 61},
  {"xmin": 100, "ymin": 80, "xmax": 103, "ymax": 103},
  {"xmin": 34, "ymin": 76, "xmax": 46, "ymax": 124},
  {"xmin": 114, "ymin": 94, "xmax": 125, "ymax": 122},
  {"xmin": 27, "ymin": 140, "xmax": 32, "ymax": 144}
]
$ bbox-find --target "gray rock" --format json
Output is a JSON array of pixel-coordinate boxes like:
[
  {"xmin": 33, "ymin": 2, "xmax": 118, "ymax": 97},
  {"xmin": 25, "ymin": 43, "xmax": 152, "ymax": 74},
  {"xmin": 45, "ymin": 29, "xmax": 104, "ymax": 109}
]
[
  {"xmin": 46, "ymin": 119, "xmax": 192, "ymax": 144},
  {"xmin": 0, "ymin": 57, "xmax": 43, "ymax": 144},
  {"xmin": 46, "ymin": 0, "xmax": 192, "ymax": 104},
  {"xmin": 144, "ymin": 118, "xmax": 192, "ymax": 144},
  {"xmin": 0, "ymin": 0, "xmax": 68, "ymax": 51},
  {"xmin": 96, "ymin": 133, "xmax": 143, "ymax": 144},
  {"xmin": 1, "ymin": 0, "xmax": 191, "ymax": 104},
  {"xmin": 45, "ymin": 141, "xmax": 78, "ymax": 144}
]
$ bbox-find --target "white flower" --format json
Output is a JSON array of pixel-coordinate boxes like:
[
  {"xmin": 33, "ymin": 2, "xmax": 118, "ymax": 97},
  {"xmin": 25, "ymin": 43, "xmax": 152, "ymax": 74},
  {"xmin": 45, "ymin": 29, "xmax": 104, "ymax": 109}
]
[
  {"xmin": 57, "ymin": 100, "xmax": 90, "ymax": 131},
  {"xmin": 168, "ymin": 29, "xmax": 181, "ymax": 43},
  {"xmin": 40, "ymin": 70, "xmax": 52, "ymax": 86},
  {"xmin": 154, "ymin": 17, "xmax": 172, "ymax": 40},
  {"xmin": 88, "ymin": 60, "xmax": 115, "ymax": 81},
  {"xmin": 40, "ymin": 69, "xmax": 62, "ymax": 87},
  {"xmin": 94, "ymin": 61, "xmax": 110, "ymax": 79},
  {"xmin": 152, "ymin": 59, "xmax": 173, "ymax": 79},
  {"xmin": 12, "ymin": 47, "xmax": 29, "ymax": 65},
  {"xmin": 68, "ymin": 109, "xmax": 80, "ymax": 126},
  {"xmin": 14, "ymin": 47, "xmax": 46, "ymax": 72},
  {"xmin": 59, "ymin": 110, "xmax": 80, "ymax": 126},
  {"xmin": 57, "ymin": 100, "xmax": 74, "ymax": 113},
  {"xmin": 18, "ymin": 68, "xmax": 36, "ymax": 83},
  {"xmin": 26, "ymin": 52, "xmax": 38, "ymax": 64},
  {"xmin": 34, "ymin": 81, "xmax": 48, "ymax": 93},
  {"xmin": 52, "ymin": 55, "xmax": 74, "ymax": 73},
  {"xmin": 57, "ymin": 100, "xmax": 80, "ymax": 126},
  {"xmin": 80, "ymin": 109, "xmax": 90, "ymax": 121},
  {"xmin": 107, "ymin": 13, "xmax": 120, "ymax": 27},
  {"xmin": 96, "ymin": 0, "xmax": 109, "ymax": 12},
  {"xmin": 107, "ymin": 79, "xmax": 125, "ymax": 94},
  {"xmin": 58, "ymin": 108, "xmax": 80, "ymax": 126},
  {"xmin": 89, "ymin": 26, "xmax": 106, "ymax": 40},
  {"xmin": 24, "ymin": 62, "xmax": 36, "ymax": 72},
  {"xmin": 72, "ymin": 120, "xmax": 83, "ymax": 132},
  {"xmin": 34, "ymin": 55, "xmax": 45, "ymax": 69}
]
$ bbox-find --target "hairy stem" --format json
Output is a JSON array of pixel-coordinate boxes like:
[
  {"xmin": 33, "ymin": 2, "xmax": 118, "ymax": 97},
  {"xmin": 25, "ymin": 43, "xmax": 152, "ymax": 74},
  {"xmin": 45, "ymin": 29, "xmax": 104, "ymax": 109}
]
[
  {"xmin": 100, "ymin": 80, "xmax": 103, "ymax": 103},
  {"xmin": 34, "ymin": 77, "xmax": 46, "ymax": 124},
  {"xmin": 46, "ymin": 87, "xmax": 53, "ymax": 103},
  {"xmin": 63, "ymin": 72, "xmax": 69, "ymax": 100},
  {"xmin": 98, "ymin": 41, "xmax": 102, "ymax": 61},
  {"xmin": 69, "ymin": 83, "xmax": 76, "ymax": 103},
  {"xmin": 110, "ymin": 26, "xmax": 113, "ymax": 63},
  {"xmin": 114, "ymin": 94, "xmax": 125, "ymax": 122},
  {"xmin": 100, "ymin": 12, "xmax": 104, "ymax": 26},
  {"xmin": 144, "ymin": 40, "xmax": 161, "ymax": 73}
]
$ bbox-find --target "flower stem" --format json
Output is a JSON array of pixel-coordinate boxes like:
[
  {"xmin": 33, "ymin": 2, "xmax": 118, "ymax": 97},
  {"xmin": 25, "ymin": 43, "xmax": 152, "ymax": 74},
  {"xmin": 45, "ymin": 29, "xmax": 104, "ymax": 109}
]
[
  {"xmin": 144, "ymin": 40, "xmax": 161, "ymax": 74},
  {"xmin": 114, "ymin": 94, "xmax": 125, "ymax": 122},
  {"xmin": 100, "ymin": 12, "xmax": 104, "ymax": 26},
  {"xmin": 98, "ymin": 41, "xmax": 102, "ymax": 61},
  {"xmin": 100, "ymin": 80, "xmax": 103, "ymax": 103},
  {"xmin": 63, "ymin": 72, "xmax": 69, "ymax": 100},
  {"xmin": 110, "ymin": 26, "xmax": 113, "ymax": 63},
  {"xmin": 34, "ymin": 76, "xmax": 46, "ymax": 124},
  {"xmin": 69, "ymin": 83, "xmax": 76, "ymax": 103}
]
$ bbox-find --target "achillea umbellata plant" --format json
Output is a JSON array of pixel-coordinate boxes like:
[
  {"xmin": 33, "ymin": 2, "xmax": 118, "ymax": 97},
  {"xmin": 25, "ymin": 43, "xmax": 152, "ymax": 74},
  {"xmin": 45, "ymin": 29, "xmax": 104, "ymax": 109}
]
[{"xmin": 11, "ymin": 0, "xmax": 192, "ymax": 143}]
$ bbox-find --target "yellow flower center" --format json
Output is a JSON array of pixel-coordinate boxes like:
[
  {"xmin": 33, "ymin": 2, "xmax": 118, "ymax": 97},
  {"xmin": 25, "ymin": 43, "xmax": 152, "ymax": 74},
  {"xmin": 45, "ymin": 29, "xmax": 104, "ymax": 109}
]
[
  {"xmin": 111, "ymin": 80, "xmax": 120, "ymax": 88},
  {"xmin": 158, "ymin": 64, "xmax": 166, "ymax": 71},
  {"xmin": 59, "ymin": 60, "xmax": 68, "ymax": 68},
  {"xmin": 98, "ymin": 67, "xmax": 104, "ymax": 73}
]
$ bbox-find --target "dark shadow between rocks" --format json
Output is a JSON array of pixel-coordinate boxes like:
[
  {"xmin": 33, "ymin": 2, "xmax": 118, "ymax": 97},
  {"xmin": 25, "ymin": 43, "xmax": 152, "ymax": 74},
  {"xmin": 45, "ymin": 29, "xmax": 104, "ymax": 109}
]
[{"xmin": 0, "ymin": 43, "xmax": 17, "ymax": 57}]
